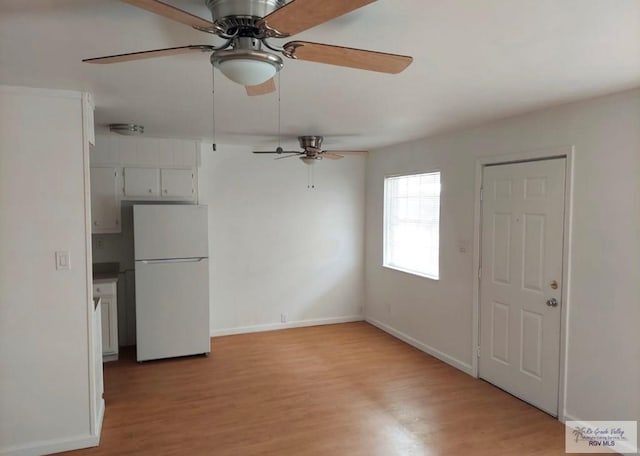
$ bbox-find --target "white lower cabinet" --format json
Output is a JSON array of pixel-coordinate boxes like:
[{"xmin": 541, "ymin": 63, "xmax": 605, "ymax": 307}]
[
  {"xmin": 92, "ymin": 297, "xmax": 104, "ymax": 425},
  {"xmin": 93, "ymin": 280, "xmax": 118, "ymax": 362}
]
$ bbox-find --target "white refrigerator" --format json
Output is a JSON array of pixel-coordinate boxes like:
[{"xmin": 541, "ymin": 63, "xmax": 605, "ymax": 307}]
[{"xmin": 133, "ymin": 204, "xmax": 210, "ymax": 362}]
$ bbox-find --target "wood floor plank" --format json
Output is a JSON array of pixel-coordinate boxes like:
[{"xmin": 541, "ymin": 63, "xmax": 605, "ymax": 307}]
[{"xmin": 62, "ymin": 322, "xmax": 575, "ymax": 455}]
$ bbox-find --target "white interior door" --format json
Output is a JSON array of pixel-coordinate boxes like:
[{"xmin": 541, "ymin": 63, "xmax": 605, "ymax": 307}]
[{"xmin": 479, "ymin": 158, "xmax": 566, "ymax": 416}]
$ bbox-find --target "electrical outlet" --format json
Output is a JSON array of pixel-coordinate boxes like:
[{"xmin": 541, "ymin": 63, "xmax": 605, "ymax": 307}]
[
  {"xmin": 96, "ymin": 238, "xmax": 104, "ymax": 250},
  {"xmin": 280, "ymin": 313, "xmax": 288, "ymax": 323}
]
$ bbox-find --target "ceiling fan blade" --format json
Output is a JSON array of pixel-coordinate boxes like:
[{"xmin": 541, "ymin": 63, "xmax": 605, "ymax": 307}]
[
  {"xmin": 253, "ymin": 150, "xmax": 300, "ymax": 154},
  {"xmin": 283, "ymin": 41, "xmax": 413, "ymax": 74},
  {"xmin": 121, "ymin": 0, "xmax": 214, "ymax": 30},
  {"xmin": 83, "ymin": 45, "xmax": 213, "ymax": 64},
  {"xmin": 322, "ymin": 153, "xmax": 344, "ymax": 160},
  {"xmin": 245, "ymin": 78, "xmax": 276, "ymax": 96},
  {"xmin": 324, "ymin": 150, "xmax": 369, "ymax": 156},
  {"xmin": 275, "ymin": 154, "xmax": 303, "ymax": 160},
  {"xmin": 259, "ymin": 0, "xmax": 377, "ymax": 36}
]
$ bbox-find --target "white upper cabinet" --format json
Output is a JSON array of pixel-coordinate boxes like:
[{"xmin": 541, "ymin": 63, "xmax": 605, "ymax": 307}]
[
  {"xmin": 91, "ymin": 135, "xmax": 198, "ymax": 168},
  {"xmin": 82, "ymin": 93, "xmax": 95, "ymax": 146},
  {"xmin": 91, "ymin": 135, "xmax": 199, "ymax": 202},
  {"xmin": 161, "ymin": 168, "xmax": 195, "ymax": 200},
  {"xmin": 91, "ymin": 134, "xmax": 120, "ymax": 165},
  {"xmin": 90, "ymin": 167, "xmax": 120, "ymax": 234},
  {"xmin": 123, "ymin": 167, "xmax": 160, "ymax": 198}
]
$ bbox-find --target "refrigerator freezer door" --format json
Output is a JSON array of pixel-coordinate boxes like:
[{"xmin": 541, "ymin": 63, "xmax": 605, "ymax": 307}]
[
  {"xmin": 135, "ymin": 258, "xmax": 210, "ymax": 361},
  {"xmin": 134, "ymin": 205, "xmax": 208, "ymax": 260}
]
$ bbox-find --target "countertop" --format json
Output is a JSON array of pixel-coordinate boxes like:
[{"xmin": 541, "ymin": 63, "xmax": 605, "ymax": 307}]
[
  {"xmin": 93, "ymin": 273, "xmax": 119, "ymax": 283},
  {"xmin": 93, "ymin": 262, "xmax": 120, "ymax": 282}
]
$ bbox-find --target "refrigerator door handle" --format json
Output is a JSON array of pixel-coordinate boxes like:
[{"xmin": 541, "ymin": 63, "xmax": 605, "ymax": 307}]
[{"xmin": 139, "ymin": 258, "xmax": 207, "ymax": 264}]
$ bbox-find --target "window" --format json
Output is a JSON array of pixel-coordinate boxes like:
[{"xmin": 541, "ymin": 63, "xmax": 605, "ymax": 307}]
[{"xmin": 383, "ymin": 171, "xmax": 441, "ymax": 279}]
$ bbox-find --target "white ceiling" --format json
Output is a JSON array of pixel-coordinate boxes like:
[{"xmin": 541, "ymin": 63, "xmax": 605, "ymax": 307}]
[{"xmin": 1, "ymin": 0, "xmax": 639, "ymax": 150}]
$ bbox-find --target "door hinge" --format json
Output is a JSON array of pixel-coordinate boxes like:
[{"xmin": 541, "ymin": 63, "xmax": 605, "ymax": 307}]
[
  {"xmin": 476, "ymin": 346, "xmax": 480, "ymax": 358},
  {"xmin": 478, "ymin": 267, "xmax": 482, "ymax": 279},
  {"xmin": 480, "ymin": 188, "xmax": 483, "ymax": 201}
]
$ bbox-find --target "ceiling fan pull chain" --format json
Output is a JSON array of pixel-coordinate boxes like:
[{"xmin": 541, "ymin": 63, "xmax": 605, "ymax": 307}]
[
  {"xmin": 211, "ymin": 67, "xmax": 217, "ymax": 151},
  {"xmin": 277, "ymin": 72, "xmax": 281, "ymax": 149},
  {"xmin": 308, "ymin": 165, "xmax": 315, "ymax": 190}
]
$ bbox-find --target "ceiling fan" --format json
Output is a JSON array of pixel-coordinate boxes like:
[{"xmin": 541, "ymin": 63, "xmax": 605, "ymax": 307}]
[
  {"xmin": 83, "ymin": 0, "xmax": 413, "ymax": 96},
  {"xmin": 253, "ymin": 136, "xmax": 368, "ymax": 164}
]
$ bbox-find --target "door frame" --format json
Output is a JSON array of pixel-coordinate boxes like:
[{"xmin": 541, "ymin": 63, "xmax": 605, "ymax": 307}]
[{"xmin": 471, "ymin": 146, "xmax": 574, "ymax": 422}]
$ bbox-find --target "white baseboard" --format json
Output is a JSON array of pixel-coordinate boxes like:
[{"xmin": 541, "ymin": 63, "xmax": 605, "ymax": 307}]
[
  {"xmin": 1, "ymin": 400, "xmax": 104, "ymax": 456},
  {"xmin": 103, "ymin": 353, "xmax": 118, "ymax": 363},
  {"xmin": 96, "ymin": 398, "xmax": 105, "ymax": 440},
  {"xmin": 563, "ymin": 412, "xmax": 579, "ymax": 424},
  {"xmin": 366, "ymin": 317, "xmax": 474, "ymax": 376},
  {"xmin": 0, "ymin": 433, "xmax": 99, "ymax": 456},
  {"xmin": 211, "ymin": 315, "xmax": 364, "ymax": 337}
]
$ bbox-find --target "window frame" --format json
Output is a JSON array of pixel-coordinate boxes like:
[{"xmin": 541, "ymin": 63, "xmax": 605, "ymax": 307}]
[{"xmin": 382, "ymin": 170, "xmax": 442, "ymax": 280}]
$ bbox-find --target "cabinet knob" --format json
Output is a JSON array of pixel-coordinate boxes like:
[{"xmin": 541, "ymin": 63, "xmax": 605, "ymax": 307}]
[
  {"xmin": 96, "ymin": 287, "xmax": 101, "ymax": 293},
  {"xmin": 115, "ymin": 219, "xmax": 119, "ymax": 225},
  {"xmin": 148, "ymin": 189, "xmax": 152, "ymax": 193},
  {"xmin": 164, "ymin": 189, "xmax": 168, "ymax": 194}
]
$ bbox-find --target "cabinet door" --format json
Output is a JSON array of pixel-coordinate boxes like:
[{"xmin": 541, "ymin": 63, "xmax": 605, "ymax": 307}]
[
  {"xmin": 90, "ymin": 167, "xmax": 120, "ymax": 233},
  {"xmin": 123, "ymin": 167, "xmax": 160, "ymax": 198},
  {"xmin": 161, "ymin": 168, "xmax": 195, "ymax": 200},
  {"xmin": 93, "ymin": 300, "xmax": 104, "ymax": 424},
  {"xmin": 100, "ymin": 296, "xmax": 118, "ymax": 358},
  {"xmin": 83, "ymin": 93, "xmax": 95, "ymax": 146}
]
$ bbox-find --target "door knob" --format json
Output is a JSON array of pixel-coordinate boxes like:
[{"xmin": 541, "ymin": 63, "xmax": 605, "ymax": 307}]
[{"xmin": 546, "ymin": 298, "xmax": 558, "ymax": 307}]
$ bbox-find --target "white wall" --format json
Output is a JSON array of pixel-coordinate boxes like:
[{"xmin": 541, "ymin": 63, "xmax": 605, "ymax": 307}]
[
  {"xmin": 199, "ymin": 144, "xmax": 365, "ymax": 335},
  {"xmin": 0, "ymin": 87, "xmax": 94, "ymax": 453},
  {"xmin": 365, "ymin": 89, "xmax": 640, "ymax": 422}
]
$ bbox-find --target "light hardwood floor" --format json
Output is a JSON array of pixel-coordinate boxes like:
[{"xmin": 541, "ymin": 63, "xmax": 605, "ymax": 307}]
[{"xmin": 64, "ymin": 322, "xmax": 573, "ymax": 456}]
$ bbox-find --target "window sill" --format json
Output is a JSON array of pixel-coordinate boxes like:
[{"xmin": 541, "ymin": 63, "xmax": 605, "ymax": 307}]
[{"xmin": 382, "ymin": 264, "xmax": 439, "ymax": 281}]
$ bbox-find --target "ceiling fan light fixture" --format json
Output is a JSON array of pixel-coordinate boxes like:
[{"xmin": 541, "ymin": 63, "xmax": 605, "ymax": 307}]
[
  {"xmin": 109, "ymin": 123, "xmax": 144, "ymax": 135},
  {"xmin": 212, "ymin": 50, "xmax": 283, "ymax": 86},
  {"xmin": 300, "ymin": 156, "xmax": 318, "ymax": 165}
]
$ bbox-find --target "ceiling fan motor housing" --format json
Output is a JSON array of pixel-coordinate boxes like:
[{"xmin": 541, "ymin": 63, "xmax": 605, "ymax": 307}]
[
  {"xmin": 299, "ymin": 135, "xmax": 324, "ymax": 150},
  {"xmin": 206, "ymin": 0, "xmax": 286, "ymax": 35}
]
